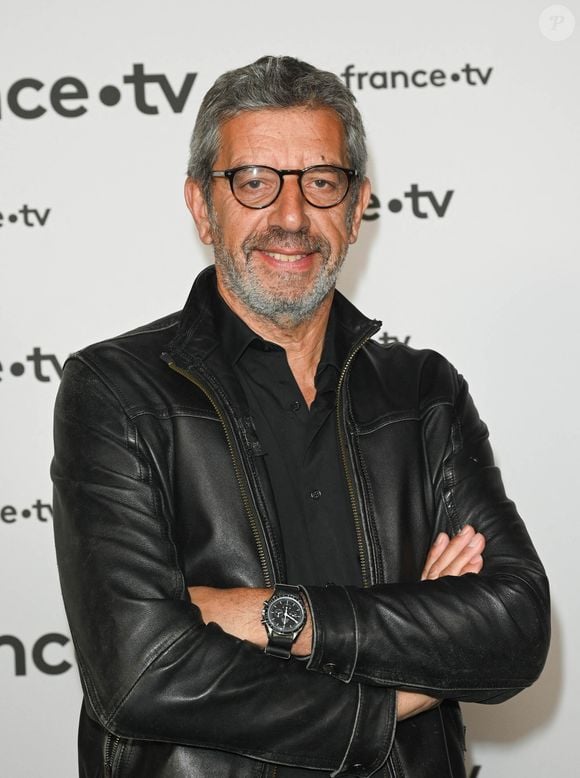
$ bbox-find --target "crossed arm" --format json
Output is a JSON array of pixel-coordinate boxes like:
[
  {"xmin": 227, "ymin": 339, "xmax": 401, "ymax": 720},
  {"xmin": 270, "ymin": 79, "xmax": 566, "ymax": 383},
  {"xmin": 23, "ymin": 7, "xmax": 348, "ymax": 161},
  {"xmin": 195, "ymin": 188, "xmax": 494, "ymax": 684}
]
[{"xmin": 189, "ymin": 525, "xmax": 486, "ymax": 721}]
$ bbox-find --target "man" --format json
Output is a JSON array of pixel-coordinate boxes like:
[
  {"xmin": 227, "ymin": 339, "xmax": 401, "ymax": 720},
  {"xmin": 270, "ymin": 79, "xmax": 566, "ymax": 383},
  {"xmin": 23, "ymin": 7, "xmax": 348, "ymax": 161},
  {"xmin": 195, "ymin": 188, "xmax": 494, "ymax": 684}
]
[{"xmin": 52, "ymin": 56, "xmax": 549, "ymax": 778}]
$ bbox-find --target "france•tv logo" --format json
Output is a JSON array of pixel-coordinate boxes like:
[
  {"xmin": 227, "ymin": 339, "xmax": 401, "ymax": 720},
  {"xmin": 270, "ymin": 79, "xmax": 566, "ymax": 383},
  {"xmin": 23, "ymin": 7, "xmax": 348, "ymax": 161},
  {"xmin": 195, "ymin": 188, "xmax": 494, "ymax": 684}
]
[{"xmin": 0, "ymin": 64, "xmax": 197, "ymax": 120}]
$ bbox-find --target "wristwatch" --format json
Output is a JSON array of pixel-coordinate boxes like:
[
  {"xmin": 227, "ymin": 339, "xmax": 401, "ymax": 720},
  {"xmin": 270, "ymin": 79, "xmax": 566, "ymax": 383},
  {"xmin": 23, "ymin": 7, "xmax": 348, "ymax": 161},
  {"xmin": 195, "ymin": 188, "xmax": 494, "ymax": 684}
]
[{"xmin": 262, "ymin": 584, "xmax": 307, "ymax": 659}]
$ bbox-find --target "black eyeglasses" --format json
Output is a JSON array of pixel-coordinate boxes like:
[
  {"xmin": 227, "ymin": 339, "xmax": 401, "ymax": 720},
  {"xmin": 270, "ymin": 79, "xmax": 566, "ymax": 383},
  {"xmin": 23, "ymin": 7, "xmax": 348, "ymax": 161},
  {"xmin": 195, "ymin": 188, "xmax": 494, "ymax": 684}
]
[{"xmin": 210, "ymin": 164, "xmax": 358, "ymax": 209}]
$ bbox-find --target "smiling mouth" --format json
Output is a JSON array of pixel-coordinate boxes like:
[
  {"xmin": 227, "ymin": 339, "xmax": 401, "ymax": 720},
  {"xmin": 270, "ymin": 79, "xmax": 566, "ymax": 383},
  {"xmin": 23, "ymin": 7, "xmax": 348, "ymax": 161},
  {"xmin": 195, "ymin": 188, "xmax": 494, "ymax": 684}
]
[{"xmin": 262, "ymin": 251, "xmax": 310, "ymax": 262}]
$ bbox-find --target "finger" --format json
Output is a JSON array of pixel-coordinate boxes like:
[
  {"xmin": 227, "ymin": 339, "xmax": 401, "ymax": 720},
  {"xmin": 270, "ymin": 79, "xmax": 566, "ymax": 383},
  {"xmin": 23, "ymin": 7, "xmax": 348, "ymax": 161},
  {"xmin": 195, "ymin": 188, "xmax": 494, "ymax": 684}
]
[
  {"xmin": 425, "ymin": 525, "xmax": 475, "ymax": 578},
  {"xmin": 437, "ymin": 533, "xmax": 486, "ymax": 577},
  {"xmin": 421, "ymin": 533, "xmax": 450, "ymax": 580},
  {"xmin": 459, "ymin": 555, "xmax": 484, "ymax": 575},
  {"xmin": 425, "ymin": 526, "xmax": 481, "ymax": 580}
]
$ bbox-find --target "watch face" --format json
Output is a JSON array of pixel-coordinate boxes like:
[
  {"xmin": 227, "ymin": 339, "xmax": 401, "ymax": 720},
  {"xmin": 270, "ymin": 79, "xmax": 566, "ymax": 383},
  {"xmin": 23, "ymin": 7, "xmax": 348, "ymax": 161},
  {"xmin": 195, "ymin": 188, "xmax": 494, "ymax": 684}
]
[{"xmin": 266, "ymin": 595, "xmax": 305, "ymax": 635}]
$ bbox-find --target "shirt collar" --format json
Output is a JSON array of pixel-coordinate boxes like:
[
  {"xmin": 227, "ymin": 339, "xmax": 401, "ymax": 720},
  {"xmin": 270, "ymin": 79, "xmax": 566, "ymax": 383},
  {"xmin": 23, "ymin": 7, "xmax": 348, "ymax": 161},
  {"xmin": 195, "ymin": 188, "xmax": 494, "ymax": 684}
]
[
  {"xmin": 214, "ymin": 291, "xmax": 263, "ymax": 365},
  {"xmin": 215, "ymin": 291, "xmax": 342, "ymax": 373}
]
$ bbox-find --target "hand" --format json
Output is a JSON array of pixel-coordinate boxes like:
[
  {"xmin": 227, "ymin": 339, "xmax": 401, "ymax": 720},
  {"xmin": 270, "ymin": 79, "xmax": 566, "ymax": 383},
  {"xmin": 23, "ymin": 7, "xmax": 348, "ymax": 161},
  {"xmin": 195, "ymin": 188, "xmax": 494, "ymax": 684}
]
[
  {"xmin": 421, "ymin": 524, "xmax": 485, "ymax": 581},
  {"xmin": 397, "ymin": 690, "xmax": 439, "ymax": 721},
  {"xmin": 398, "ymin": 524, "xmax": 486, "ymax": 720}
]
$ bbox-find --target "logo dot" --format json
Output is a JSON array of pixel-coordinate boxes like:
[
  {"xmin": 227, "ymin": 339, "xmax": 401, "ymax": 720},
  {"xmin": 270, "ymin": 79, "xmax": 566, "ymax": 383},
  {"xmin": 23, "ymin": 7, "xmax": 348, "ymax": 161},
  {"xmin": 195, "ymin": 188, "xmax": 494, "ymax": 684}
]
[
  {"xmin": 8, "ymin": 214, "xmax": 18, "ymax": 223},
  {"xmin": 22, "ymin": 509, "xmax": 31, "ymax": 518},
  {"xmin": 451, "ymin": 73, "xmax": 460, "ymax": 82},
  {"xmin": 387, "ymin": 199, "xmax": 403, "ymax": 213},
  {"xmin": 99, "ymin": 85, "xmax": 121, "ymax": 106},
  {"xmin": 10, "ymin": 362, "xmax": 25, "ymax": 377}
]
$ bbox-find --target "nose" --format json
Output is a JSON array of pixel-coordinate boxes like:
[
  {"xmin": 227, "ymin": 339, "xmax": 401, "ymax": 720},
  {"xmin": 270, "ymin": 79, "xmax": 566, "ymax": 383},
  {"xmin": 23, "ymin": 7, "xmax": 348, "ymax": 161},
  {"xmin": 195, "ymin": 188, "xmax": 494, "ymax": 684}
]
[{"xmin": 266, "ymin": 174, "xmax": 311, "ymax": 233}]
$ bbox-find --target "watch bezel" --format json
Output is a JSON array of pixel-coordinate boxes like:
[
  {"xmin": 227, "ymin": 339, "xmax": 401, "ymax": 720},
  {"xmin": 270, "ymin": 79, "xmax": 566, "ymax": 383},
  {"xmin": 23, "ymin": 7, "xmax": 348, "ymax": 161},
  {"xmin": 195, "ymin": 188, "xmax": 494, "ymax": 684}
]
[{"xmin": 264, "ymin": 593, "xmax": 306, "ymax": 635}]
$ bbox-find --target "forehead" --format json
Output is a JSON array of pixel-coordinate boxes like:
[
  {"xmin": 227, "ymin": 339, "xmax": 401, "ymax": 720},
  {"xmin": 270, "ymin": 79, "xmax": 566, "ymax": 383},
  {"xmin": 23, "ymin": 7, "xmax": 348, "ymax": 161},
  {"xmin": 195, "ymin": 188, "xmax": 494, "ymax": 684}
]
[{"xmin": 216, "ymin": 107, "xmax": 348, "ymax": 168}]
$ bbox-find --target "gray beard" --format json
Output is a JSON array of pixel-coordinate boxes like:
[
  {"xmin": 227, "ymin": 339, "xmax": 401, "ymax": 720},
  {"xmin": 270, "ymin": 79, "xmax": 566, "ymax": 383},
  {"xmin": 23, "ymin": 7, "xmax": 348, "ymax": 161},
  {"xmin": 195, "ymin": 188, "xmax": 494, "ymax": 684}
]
[{"xmin": 212, "ymin": 226, "xmax": 347, "ymax": 328}]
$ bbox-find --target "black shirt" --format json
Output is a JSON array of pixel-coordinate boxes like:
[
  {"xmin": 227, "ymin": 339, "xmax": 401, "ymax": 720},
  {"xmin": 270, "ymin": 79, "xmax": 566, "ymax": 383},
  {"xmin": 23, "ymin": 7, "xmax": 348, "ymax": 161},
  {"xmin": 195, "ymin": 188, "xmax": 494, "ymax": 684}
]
[
  {"xmin": 216, "ymin": 294, "xmax": 363, "ymax": 589},
  {"xmin": 216, "ymin": 296, "xmax": 363, "ymax": 777}
]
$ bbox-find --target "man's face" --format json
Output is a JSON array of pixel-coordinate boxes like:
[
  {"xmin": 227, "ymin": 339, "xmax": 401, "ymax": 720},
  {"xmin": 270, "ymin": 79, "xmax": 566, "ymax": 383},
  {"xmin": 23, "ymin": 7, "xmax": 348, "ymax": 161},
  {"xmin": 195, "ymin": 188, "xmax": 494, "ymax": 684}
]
[{"xmin": 186, "ymin": 107, "xmax": 370, "ymax": 327}]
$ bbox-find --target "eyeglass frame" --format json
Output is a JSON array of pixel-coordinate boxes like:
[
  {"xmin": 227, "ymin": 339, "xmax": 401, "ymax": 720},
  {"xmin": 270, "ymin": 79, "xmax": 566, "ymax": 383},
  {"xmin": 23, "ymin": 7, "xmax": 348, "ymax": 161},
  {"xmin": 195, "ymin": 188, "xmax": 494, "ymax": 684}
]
[{"xmin": 210, "ymin": 164, "xmax": 359, "ymax": 210}]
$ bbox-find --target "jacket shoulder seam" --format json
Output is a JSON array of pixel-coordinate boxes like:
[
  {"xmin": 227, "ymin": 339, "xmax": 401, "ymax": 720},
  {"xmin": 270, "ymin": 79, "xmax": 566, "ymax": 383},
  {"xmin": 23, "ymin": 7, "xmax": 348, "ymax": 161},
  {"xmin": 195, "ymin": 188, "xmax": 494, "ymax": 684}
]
[
  {"xmin": 70, "ymin": 353, "xmax": 138, "ymax": 419},
  {"xmin": 128, "ymin": 407, "xmax": 220, "ymax": 423},
  {"xmin": 356, "ymin": 399, "xmax": 453, "ymax": 435}
]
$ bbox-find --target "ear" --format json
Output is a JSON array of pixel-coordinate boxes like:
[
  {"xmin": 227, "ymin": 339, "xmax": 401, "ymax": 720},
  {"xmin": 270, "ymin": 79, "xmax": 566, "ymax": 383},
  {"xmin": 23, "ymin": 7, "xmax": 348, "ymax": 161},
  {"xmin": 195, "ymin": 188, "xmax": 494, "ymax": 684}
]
[
  {"xmin": 348, "ymin": 176, "xmax": 372, "ymax": 244},
  {"xmin": 184, "ymin": 177, "xmax": 214, "ymax": 245}
]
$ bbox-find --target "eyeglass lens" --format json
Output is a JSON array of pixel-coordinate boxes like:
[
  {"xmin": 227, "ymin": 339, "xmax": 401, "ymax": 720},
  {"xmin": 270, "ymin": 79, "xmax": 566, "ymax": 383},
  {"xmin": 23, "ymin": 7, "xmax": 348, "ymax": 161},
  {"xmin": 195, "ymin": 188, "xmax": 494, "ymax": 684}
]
[{"xmin": 231, "ymin": 166, "xmax": 349, "ymax": 208}]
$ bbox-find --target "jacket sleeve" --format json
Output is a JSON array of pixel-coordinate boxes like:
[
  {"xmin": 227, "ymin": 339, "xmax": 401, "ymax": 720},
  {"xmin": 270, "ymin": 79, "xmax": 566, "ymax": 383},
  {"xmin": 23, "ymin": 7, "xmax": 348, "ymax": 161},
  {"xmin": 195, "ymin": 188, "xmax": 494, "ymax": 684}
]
[
  {"xmin": 304, "ymin": 366, "xmax": 550, "ymax": 703},
  {"xmin": 51, "ymin": 356, "xmax": 394, "ymax": 778}
]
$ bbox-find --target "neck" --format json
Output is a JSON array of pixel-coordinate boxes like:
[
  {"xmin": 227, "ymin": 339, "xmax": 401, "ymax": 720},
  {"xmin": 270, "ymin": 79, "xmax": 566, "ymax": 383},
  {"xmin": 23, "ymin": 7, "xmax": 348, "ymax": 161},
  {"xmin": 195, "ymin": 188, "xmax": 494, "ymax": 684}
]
[{"xmin": 218, "ymin": 282, "xmax": 334, "ymax": 408}]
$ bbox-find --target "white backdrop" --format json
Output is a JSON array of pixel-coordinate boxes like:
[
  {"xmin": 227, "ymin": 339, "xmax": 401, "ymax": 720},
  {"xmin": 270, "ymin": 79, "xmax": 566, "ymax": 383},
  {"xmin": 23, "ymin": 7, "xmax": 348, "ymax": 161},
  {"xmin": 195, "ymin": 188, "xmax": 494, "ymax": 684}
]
[{"xmin": 1, "ymin": 1, "xmax": 578, "ymax": 775}]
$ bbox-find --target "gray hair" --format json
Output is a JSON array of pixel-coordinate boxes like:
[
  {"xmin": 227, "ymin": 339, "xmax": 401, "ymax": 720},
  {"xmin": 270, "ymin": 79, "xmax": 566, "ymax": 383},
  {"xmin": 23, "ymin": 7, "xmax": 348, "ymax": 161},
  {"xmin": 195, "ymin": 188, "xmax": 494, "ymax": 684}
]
[{"xmin": 187, "ymin": 55, "xmax": 367, "ymax": 209}]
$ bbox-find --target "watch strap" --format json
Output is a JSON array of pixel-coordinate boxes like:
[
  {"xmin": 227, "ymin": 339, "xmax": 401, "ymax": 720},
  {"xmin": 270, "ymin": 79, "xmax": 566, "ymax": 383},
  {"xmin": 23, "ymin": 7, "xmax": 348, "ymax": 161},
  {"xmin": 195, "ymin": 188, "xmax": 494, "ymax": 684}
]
[
  {"xmin": 272, "ymin": 583, "xmax": 301, "ymax": 598},
  {"xmin": 264, "ymin": 633, "xmax": 295, "ymax": 659}
]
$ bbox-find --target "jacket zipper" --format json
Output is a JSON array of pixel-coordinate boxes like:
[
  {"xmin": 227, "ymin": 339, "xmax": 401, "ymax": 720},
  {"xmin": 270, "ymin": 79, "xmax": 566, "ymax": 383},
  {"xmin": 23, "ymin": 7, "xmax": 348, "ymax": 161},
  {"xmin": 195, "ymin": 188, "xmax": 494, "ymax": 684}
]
[
  {"xmin": 166, "ymin": 360, "xmax": 274, "ymax": 588},
  {"xmin": 335, "ymin": 323, "xmax": 381, "ymax": 588},
  {"xmin": 104, "ymin": 732, "xmax": 121, "ymax": 777}
]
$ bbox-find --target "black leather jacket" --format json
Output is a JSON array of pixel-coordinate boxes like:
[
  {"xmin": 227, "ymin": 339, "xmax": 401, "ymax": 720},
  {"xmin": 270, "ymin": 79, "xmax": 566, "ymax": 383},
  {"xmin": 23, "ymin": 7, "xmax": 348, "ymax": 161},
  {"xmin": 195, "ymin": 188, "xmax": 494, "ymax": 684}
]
[{"xmin": 52, "ymin": 267, "xmax": 550, "ymax": 778}]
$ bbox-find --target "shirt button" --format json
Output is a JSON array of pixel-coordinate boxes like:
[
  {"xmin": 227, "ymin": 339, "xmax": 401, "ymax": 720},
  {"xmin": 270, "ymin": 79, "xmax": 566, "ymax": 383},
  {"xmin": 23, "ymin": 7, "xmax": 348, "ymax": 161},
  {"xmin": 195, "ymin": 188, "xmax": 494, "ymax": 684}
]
[
  {"xmin": 290, "ymin": 400, "xmax": 301, "ymax": 412},
  {"xmin": 309, "ymin": 489, "xmax": 322, "ymax": 501}
]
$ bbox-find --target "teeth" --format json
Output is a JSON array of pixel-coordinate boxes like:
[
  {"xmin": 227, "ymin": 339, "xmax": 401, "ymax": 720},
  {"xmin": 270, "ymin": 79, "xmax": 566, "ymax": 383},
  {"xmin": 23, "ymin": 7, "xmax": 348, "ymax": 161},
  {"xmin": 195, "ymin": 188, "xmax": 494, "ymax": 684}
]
[{"xmin": 264, "ymin": 251, "xmax": 307, "ymax": 262}]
